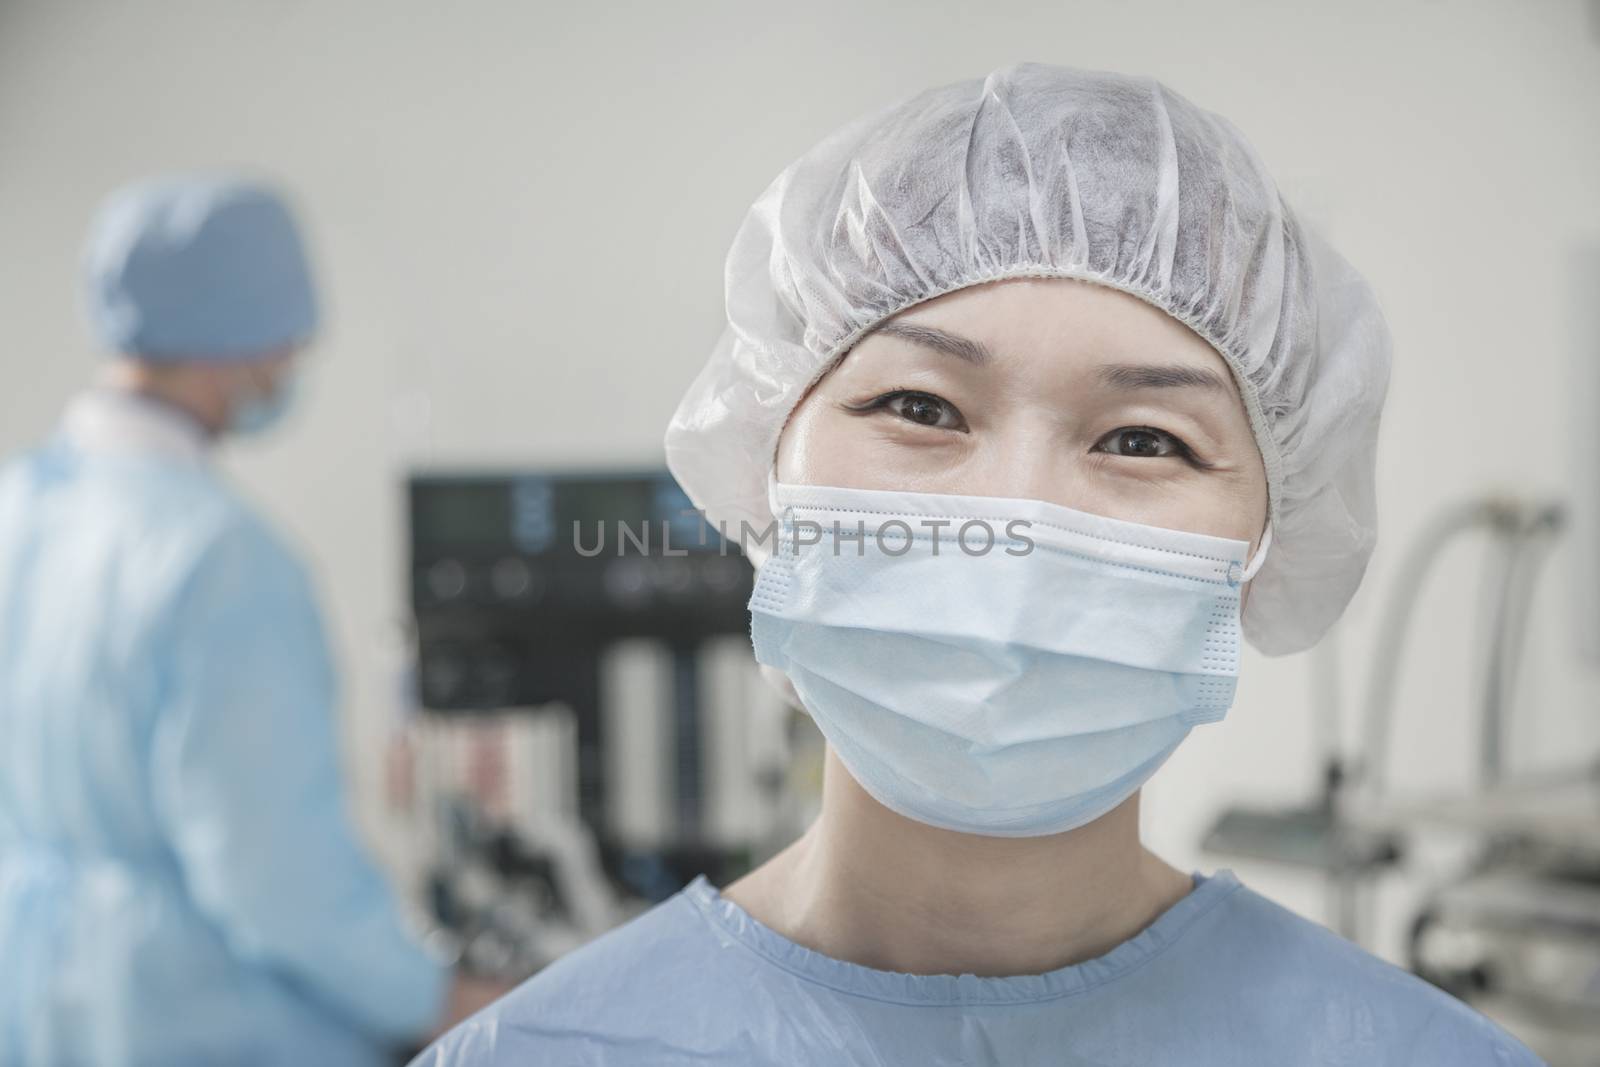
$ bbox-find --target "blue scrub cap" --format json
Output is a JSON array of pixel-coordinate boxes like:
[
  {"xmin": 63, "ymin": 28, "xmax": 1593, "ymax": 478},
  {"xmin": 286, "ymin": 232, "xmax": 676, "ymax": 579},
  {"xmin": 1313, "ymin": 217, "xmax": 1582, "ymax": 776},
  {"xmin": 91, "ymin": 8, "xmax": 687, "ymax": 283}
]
[{"xmin": 82, "ymin": 174, "xmax": 320, "ymax": 360}]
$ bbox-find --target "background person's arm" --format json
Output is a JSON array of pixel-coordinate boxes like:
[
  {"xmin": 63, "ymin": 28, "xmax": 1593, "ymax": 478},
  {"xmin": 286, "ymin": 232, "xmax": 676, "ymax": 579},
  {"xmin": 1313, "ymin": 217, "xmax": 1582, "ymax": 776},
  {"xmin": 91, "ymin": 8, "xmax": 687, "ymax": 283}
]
[{"xmin": 149, "ymin": 513, "xmax": 448, "ymax": 1043}]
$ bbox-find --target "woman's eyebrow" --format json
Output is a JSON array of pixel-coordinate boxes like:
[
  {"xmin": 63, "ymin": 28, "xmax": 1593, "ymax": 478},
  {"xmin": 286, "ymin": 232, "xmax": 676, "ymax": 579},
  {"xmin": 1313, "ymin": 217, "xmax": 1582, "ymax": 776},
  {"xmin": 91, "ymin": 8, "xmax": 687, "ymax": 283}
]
[
  {"xmin": 876, "ymin": 321, "xmax": 1231, "ymax": 394},
  {"xmin": 875, "ymin": 322, "xmax": 993, "ymax": 365},
  {"xmin": 1097, "ymin": 363, "xmax": 1233, "ymax": 393}
]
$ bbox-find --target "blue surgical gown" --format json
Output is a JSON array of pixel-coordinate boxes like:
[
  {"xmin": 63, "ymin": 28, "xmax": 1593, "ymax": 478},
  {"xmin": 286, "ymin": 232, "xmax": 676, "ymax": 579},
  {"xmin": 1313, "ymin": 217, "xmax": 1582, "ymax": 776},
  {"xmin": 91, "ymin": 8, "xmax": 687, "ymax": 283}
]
[
  {"xmin": 411, "ymin": 870, "xmax": 1542, "ymax": 1066},
  {"xmin": 0, "ymin": 426, "xmax": 445, "ymax": 1065}
]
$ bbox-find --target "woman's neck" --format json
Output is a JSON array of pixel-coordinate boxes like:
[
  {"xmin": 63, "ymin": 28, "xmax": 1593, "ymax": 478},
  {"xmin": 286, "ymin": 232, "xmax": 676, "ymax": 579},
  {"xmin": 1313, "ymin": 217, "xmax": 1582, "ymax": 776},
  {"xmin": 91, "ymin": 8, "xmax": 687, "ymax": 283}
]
[{"xmin": 721, "ymin": 746, "xmax": 1194, "ymax": 977}]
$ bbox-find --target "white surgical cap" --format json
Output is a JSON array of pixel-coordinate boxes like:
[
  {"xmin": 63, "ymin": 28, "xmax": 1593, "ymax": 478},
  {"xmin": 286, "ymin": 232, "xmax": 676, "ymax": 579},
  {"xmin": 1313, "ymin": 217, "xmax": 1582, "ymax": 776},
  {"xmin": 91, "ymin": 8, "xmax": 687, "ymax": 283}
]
[{"xmin": 665, "ymin": 63, "xmax": 1392, "ymax": 656}]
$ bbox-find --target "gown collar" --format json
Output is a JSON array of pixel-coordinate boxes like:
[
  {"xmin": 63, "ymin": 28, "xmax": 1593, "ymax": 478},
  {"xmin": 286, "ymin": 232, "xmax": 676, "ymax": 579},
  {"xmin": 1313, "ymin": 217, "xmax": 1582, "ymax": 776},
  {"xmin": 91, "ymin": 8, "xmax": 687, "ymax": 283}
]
[
  {"xmin": 682, "ymin": 868, "xmax": 1244, "ymax": 1006},
  {"xmin": 57, "ymin": 387, "xmax": 212, "ymax": 461}
]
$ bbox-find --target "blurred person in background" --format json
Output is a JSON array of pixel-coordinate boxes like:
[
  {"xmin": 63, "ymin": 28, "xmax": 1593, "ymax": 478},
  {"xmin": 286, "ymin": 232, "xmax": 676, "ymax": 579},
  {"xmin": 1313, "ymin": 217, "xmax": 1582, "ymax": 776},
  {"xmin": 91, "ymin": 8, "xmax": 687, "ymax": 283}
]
[{"xmin": 0, "ymin": 174, "xmax": 503, "ymax": 1066}]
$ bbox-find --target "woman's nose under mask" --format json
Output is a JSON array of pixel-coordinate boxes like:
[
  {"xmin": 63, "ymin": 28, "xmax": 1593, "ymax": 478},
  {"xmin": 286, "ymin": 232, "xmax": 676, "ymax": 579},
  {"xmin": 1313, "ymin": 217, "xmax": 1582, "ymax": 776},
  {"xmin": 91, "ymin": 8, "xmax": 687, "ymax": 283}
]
[{"xmin": 748, "ymin": 478, "xmax": 1270, "ymax": 837}]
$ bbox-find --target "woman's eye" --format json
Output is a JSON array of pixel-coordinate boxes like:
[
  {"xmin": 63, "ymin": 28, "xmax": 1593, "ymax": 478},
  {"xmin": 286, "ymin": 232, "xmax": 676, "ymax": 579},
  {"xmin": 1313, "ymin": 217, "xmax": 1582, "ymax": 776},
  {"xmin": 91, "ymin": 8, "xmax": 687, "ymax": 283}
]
[
  {"xmin": 1096, "ymin": 426, "xmax": 1188, "ymax": 459},
  {"xmin": 877, "ymin": 391, "xmax": 967, "ymax": 431}
]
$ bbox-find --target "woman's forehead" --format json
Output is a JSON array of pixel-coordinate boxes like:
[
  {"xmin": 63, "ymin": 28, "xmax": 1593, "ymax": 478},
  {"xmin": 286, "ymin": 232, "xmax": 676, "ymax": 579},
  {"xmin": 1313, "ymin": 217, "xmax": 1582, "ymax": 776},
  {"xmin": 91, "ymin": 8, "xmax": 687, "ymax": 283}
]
[
  {"xmin": 839, "ymin": 277, "xmax": 1240, "ymax": 395},
  {"xmin": 897, "ymin": 277, "xmax": 1215, "ymax": 354}
]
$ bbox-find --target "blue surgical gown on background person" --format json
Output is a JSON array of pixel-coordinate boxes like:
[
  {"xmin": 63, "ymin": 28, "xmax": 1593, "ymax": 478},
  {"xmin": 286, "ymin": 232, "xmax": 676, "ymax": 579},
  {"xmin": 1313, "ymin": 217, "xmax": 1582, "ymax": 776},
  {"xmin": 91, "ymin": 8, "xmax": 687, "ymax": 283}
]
[
  {"xmin": 0, "ymin": 391, "xmax": 445, "ymax": 1066},
  {"xmin": 411, "ymin": 869, "xmax": 1542, "ymax": 1066}
]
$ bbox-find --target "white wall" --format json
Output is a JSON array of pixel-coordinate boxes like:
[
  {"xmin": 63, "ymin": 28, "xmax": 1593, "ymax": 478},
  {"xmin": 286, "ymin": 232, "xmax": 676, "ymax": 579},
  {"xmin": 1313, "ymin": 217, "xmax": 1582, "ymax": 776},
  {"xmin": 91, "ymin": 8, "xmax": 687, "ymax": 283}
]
[{"xmin": 3, "ymin": 0, "xmax": 1597, "ymax": 960}]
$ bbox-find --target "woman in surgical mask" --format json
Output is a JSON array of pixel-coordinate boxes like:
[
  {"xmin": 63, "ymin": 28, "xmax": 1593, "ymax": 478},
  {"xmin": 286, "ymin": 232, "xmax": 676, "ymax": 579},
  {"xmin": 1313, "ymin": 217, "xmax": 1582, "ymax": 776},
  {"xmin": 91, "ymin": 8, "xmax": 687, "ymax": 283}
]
[{"xmin": 413, "ymin": 64, "xmax": 1543, "ymax": 1066}]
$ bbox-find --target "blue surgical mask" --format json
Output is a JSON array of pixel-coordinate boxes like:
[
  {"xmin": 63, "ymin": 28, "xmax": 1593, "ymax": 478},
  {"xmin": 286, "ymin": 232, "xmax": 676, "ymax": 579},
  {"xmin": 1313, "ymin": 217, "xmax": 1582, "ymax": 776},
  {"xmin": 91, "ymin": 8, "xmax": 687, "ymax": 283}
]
[
  {"xmin": 228, "ymin": 369, "xmax": 299, "ymax": 437},
  {"xmin": 748, "ymin": 479, "xmax": 1272, "ymax": 837}
]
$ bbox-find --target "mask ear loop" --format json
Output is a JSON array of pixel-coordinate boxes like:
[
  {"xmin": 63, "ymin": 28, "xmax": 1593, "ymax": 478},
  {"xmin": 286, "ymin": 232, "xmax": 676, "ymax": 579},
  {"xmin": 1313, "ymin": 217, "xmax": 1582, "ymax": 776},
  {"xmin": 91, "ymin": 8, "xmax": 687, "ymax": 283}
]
[
  {"xmin": 756, "ymin": 467, "xmax": 796, "ymax": 563},
  {"xmin": 766, "ymin": 467, "xmax": 799, "ymax": 530},
  {"xmin": 1239, "ymin": 522, "xmax": 1273, "ymax": 582}
]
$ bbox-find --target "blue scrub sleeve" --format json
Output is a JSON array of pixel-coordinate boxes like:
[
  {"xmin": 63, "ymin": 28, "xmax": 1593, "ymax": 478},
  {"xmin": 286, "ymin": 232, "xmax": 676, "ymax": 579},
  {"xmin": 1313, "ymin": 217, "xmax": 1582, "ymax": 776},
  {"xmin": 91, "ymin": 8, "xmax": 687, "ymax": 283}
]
[{"xmin": 149, "ymin": 514, "xmax": 447, "ymax": 1041}]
